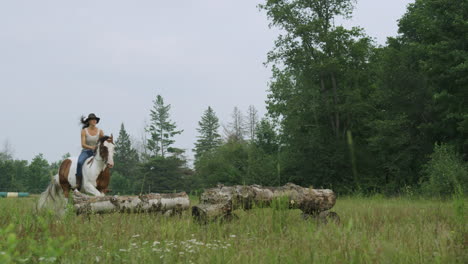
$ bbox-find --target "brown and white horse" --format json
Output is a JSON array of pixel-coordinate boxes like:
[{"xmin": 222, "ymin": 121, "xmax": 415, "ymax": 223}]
[{"xmin": 38, "ymin": 136, "xmax": 115, "ymax": 209}]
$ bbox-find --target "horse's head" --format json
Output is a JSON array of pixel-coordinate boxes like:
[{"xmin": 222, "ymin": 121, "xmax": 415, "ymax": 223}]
[{"xmin": 97, "ymin": 134, "xmax": 115, "ymax": 168}]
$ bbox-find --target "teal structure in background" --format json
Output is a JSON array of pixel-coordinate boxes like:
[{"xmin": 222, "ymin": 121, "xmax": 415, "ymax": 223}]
[{"xmin": 0, "ymin": 192, "xmax": 30, "ymax": 198}]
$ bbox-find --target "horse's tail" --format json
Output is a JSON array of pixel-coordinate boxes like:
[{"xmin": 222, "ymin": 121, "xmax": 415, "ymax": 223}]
[{"xmin": 37, "ymin": 176, "xmax": 65, "ymax": 211}]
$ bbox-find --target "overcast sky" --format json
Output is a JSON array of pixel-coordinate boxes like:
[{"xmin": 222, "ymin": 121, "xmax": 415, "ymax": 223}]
[{"xmin": 0, "ymin": 0, "xmax": 413, "ymax": 163}]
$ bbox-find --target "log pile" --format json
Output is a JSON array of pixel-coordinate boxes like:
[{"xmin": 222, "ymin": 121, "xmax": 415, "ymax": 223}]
[
  {"xmin": 192, "ymin": 183, "xmax": 339, "ymax": 223},
  {"xmin": 72, "ymin": 191, "xmax": 190, "ymax": 215}
]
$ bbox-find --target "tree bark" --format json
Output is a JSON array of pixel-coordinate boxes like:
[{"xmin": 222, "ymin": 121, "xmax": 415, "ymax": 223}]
[
  {"xmin": 192, "ymin": 183, "xmax": 336, "ymax": 222},
  {"xmin": 72, "ymin": 192, "xmax": 190, "ymax": 215}
]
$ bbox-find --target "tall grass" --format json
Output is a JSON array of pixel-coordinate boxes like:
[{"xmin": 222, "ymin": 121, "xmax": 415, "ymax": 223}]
[{"xmin": 0, "ymin": 195, "xmax": 466, "ymax": 263}]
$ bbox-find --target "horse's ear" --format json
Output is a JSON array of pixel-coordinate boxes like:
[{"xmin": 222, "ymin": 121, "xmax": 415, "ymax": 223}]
[{"xmin": 110, "ymin": 134, "xmax": 114, "ymax": 143}]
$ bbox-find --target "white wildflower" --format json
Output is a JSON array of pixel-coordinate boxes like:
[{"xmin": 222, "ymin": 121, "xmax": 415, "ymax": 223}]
[
  {"xmin": 229, "ymin": 234, "xmax": 236, "ymax": 238},
  {"xmin": 46, "ymin": 257, "xmax": 57, "ymax": 262},
  {"xmin": 153, "ymin": 241, "xmax": 160, "ymax": 246},
  {"xmin": 119, "ymin": 249, "xmax": 127, "ymax": 252},
  {"xmin": 132, "ymin": 234, "xmax": 140, "ymax": 238}
]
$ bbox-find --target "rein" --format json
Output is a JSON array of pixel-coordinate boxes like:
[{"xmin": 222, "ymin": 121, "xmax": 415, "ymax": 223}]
[
  {"xmin": 87, "ymin": 144, "xmax": 107, "ymax": 167},
  {"xmin": 87, "ymin": 136, "xmax": 114, "ymax": 168}
]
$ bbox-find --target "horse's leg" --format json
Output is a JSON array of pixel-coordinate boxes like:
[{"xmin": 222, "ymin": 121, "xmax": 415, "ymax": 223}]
[
  {"xmin": 83, "ymin": 182, "xmax": 104, "ymax": 196},
  {"xmin": 96, "ymin": 168, "xmax": 111, "ymax": 196},
  {"xmin": 58, "ymin": 159, "xmax": 72, "ymax": 198}
]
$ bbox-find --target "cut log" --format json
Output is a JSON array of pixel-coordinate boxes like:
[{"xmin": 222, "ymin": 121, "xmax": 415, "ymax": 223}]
[
  {"xmin": 191, "ymin": 203, "xmax": 233, "ymax": 223},
  {"xmin": 72, "ymin": 191, "xmax": 190, "ymax": 215},
  {"xmin": 193, "ymin": 183, "xmax": 337, "ymax": 222}
]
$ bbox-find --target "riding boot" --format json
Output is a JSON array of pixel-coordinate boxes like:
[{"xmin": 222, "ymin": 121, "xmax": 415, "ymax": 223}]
[{"xmin": 76, "ymin": 174, "xmax": 83, "ymax": 191}]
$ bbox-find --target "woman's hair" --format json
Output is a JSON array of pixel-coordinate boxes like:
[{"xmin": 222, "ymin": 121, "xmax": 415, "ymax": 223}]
[{"xmin": 80, "ymin": 116, "xmax": 89, "ymax": 129}]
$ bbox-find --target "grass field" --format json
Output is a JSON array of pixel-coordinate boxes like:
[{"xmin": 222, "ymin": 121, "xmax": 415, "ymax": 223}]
[{"xmin": 0, "ymin": 195, "xmax": 466, "ymax": 263}]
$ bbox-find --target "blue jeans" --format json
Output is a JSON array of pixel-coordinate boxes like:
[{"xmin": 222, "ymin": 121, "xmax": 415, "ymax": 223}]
[{"xmin": 77, "ymin": 149, "xmax": 94, "ymax": 179}]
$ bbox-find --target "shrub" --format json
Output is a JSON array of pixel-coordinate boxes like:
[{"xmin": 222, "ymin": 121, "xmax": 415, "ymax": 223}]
[{"xmin": 420, "ymin": 143, "xmax": 467, "ymax": 197}]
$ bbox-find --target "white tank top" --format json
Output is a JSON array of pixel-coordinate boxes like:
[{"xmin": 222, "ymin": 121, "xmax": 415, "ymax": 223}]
[{"xmin": 85, "ymin": 128, "xmax": 100, "ymax": 148}]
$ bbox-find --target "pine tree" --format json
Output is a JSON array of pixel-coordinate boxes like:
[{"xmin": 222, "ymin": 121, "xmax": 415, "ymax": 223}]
[
  {"xmin": 146, "ymin": 95, "xmax": 183, "ymax": 158},
  {"xmin": 194, "ymin": 106, "xmax": 222, "ymax": 162},
  {"xmin": 114, "ymin": 123, "xmax": 139, "ymax": 174},
  {"xmin": 113, "ymin": 123, "xmax": 140, "ymax": 193}
]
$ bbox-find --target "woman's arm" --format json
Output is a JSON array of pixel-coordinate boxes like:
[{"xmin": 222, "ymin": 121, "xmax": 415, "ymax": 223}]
[{"xmin": 81, "ymin": 129, "xmax": 96, "ymax": 150}]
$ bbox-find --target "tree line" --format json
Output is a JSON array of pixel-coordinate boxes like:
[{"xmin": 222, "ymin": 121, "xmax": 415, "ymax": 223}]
[{"xmin": 1, "ymin": 0, "xmax": 466, "ymax": 196}]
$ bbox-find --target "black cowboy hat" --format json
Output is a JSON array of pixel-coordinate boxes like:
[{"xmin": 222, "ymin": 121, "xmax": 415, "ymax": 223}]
[{"xmin": 85, "ymin": 113, "xmax": 100, "ymax": 123}]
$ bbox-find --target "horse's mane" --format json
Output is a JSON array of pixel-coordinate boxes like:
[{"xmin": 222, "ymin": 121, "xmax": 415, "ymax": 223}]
[
  {"xmin": 93, "ymin": 136, "xmax": 111, "ymax": 156},
  {"xmin": 98, "ymin": 136, "xmax": 111, "ymax": 145}
]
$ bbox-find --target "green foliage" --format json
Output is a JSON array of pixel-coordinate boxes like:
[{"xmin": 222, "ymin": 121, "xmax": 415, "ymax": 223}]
[
  {"xmin": 271, "ymin": 196, "xmax": 290, "ymax": 234},
  {"xmin": 246, "ymin": 144, "xmax": 279, "ymax": 186},
  {"xmin": 194, "ymin": 139, "xmax": 249, "ymax": 187},
  {"xmin": 396, "ymin": 0, "xmax": 468, "ymax": 156},
  {"xmin": 254, "ymin": 118, "xmax": 278, "ymax": 155},
  {"xmin": 0, "ymin": 224, "xmax": 20, "ymax": 263},
  {"xmin": 420, "ymin": 143, "xmax": 468, "ymax": 197},
  {"xmin": 252, "ymin": 0, "xmax": 468, "ymax": 195},
  {"xmin": 0, "ymin": 216, "xmax": 75, "ymax": 264},
  {"xmin": 146, "ymin": 95, "xmax": 183, "ymax": 158},
  {"xmin": 249, "ymin": 119, "xmax": 281, "ymax": 186},
  {"xmin": 112, "ymin": 123, "xmax": 140, "ymax": 194},
  {"xmin": 110, "ymin": 171, "xmax": 133, "ymax": 195},
  {"xmin": 259, "ymin": 0, "xmax": 376, "ymax": 192},
  {"xmin": 194, "ymin": 133, "xmax": 280, "ymax": 188},
  {"xmin": 193, "ymin": 106, "xmax": 222, "ymax": 165},
  {"xmin": 49, "ymin": 153, "xmax": 71, "ymax": 177},
  {"xmin": 139, "ymin": 156, "xmax": 188, "ymax": 193},
  {"xmin": 452, "ymin": 183, "xmax": 466, "ymax": 244},
  {"xmin": 27, "ymin": 154, "xmax": 50, "ymax": 193},
  {"xmin": 0, "ymin": 159, "xmax": 28, "ymax": 192}
]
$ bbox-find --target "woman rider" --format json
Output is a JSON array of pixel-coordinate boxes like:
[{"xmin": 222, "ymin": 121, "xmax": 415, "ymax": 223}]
[{"xmin": 76, "ymin": 113, "xmax": 104, "ymax": 190}]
